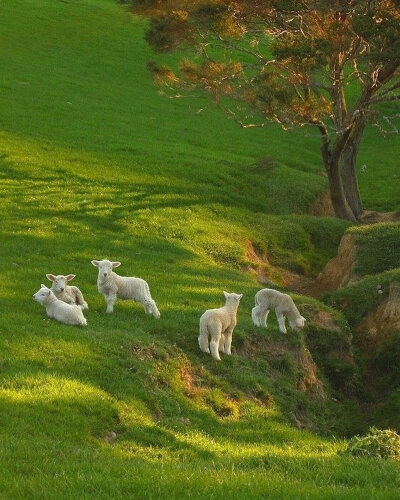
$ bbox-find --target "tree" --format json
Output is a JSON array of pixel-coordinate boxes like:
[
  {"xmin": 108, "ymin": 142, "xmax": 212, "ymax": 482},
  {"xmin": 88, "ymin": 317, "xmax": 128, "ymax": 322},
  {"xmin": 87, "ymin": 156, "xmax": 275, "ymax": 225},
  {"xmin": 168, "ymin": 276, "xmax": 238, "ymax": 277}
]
[{"xmin": 130, "ymin": 0, "xmax": 400, "ymax": 221}]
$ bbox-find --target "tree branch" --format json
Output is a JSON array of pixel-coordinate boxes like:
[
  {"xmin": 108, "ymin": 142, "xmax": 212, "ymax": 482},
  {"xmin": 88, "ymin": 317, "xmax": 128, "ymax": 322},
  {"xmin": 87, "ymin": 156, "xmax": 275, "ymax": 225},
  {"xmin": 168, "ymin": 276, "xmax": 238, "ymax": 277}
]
[
  {"xmin": 369, "ymin": 80, "xmax": 400, "ymax": 103},
  {"xmin": 310, "ymin": 119, "xmax": 331, "ymax": 165}
]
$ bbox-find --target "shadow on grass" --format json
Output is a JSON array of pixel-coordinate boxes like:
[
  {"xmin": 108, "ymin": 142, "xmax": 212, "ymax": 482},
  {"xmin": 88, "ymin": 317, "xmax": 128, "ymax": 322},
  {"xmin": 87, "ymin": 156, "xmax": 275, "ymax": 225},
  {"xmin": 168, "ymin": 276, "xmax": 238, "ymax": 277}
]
[{"xmin": 0, "ymin": 153, "xmax": 247, "ymax": 227}]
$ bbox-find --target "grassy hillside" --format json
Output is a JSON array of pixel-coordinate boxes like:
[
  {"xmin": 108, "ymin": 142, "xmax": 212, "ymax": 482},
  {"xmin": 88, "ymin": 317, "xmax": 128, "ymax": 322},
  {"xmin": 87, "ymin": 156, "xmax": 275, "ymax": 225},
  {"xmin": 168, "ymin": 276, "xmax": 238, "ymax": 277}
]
[
  {"xmin": 1, "ymin": 0, "xmax": 400, "ymax": 498},
  {"xmin": 324, "ymin": 224, "xmax": 400, "ymax": 432}
]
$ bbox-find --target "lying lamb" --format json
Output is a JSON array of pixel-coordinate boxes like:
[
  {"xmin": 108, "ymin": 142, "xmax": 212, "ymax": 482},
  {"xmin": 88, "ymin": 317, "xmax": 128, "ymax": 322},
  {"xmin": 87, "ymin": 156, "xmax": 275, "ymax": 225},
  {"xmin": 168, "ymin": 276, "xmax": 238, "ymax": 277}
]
[
  {"xmin": 91, "ymin": 259, "xmax": 160, "ymax": 318},
  {"xmin": 46, "ymin": 273, "xmax": 88, "ymax": 309},
  {"xmin": 252, "ymin": 288, "xmax": 305, "ymax": 334},
  {"xmin": 199, "ymin": 291, "xmax": 243, "ymax": 361},
  {"xmin": 33, "ymin": 284, "xmax": 87, "ymax": 326}
]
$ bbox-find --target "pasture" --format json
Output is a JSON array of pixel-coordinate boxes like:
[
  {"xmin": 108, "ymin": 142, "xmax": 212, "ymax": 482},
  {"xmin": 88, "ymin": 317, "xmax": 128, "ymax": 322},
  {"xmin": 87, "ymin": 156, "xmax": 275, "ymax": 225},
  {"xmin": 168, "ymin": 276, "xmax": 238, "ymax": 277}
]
[{"xmin": 0, "ymin": 0, "xmax": 399, "ymax": 498}]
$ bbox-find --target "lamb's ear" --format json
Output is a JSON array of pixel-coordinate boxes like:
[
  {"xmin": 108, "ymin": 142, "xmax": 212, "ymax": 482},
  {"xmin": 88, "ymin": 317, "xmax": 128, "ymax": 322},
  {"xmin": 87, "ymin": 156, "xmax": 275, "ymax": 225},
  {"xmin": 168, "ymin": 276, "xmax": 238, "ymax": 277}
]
[
  {"xmin": 65, "ymin": 274, "xmax": 75, "ymax": 281},
  {"xmin": 302, "ymin": 316, "xmax": 306, "ymax": 323},
  {"xmin": 41, "ymin": 284, "xmax": 47, "ymax": 289},
  {"xmin": 238, "ymin": 294, "xmax": 243, "ymax": 300},
  {"xmin": 46, "ymin": 274, "xmax": 55, "ymax": 282},
  {"xmin": 223, "ymin": 291, "xmax": 229, "ymax": 299},
  {"xmin": 112, "ymin": 262, "xmax": 121, "ymax": 268},
  {"xmin": 91, "ymin": 260, "xmax": 100, "ymax": 267}
]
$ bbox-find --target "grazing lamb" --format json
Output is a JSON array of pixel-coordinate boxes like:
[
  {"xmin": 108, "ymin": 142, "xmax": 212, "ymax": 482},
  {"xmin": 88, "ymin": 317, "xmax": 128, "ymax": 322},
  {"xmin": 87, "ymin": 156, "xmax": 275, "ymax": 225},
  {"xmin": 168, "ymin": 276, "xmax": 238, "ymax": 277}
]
[
  {"xmin": 252, "ymin": 288, "xmax": 306, "ymax": 334},
  {"xmin": 46, "ymin": 273, "xmax": 88, "ymax": 310},
  {"xmin": 91, "ymin": 259, "xmax": 160, "ymax": 318},
  {"xmin": 199, "ymin": 291, "xmax": 243, "ymax": 361},
  {"xmin": 33, "ymin": 285, "xmax": 87, "ymax": 326}
]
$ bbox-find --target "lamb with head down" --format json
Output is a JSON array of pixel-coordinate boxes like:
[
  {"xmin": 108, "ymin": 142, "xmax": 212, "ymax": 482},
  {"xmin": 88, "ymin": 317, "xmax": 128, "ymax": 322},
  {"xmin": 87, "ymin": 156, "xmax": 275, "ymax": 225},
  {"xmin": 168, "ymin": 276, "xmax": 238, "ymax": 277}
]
[
  {"xmin": 91, "ymin": 259, "xmax": 160, "ymax": 318},
  {"xmin": 252, "ymin": 288, "xmax": 305, "ymax": 334}
]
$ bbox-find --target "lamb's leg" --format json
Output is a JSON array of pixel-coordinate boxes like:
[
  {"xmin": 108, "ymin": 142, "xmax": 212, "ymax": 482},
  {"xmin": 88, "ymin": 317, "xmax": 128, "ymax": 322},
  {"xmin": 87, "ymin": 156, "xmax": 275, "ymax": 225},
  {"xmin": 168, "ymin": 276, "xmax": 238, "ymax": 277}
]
[
  {"xmin": 252, "ymin": 306, "xmax": 261, "ymax": 327},
  {"xmin": 199, "ymin": 318, "xmax": 210, "ymax": 353},
  {"xmin": 144, "ymin": 299, "xmax": 160, "ymax": 319},
  {"xmin": 46, "ymin": 307, "xmax": 55, "ymax": 320},
  {"xmin": 137, "ymin": 288, "xmax": 160, "ymax": 319},
  {"xmin": 261, "ymin": 308, "xmax": 270, "ymax": 328},
  {"xmin": 135, "ymin": 292, "xmax": 151, "ymax": 315},
  {"xmin": 75, "ymin": 289, "xmax": 88, "ymax": 310},
  {"xmin": 224, "ymin": 327, "xmax": 234, "ymax": 355},
  {"xmin": 209, "ymin": 324, "xmax": 222, "ymax": 361},
  {"xmin": 218, "ymin": 334, "xmax": 225, "ymax": 352},
  {"xmin": 276, "ymin": 311, "xmax": 287, "ymax": 334},
  {"xmin": 142, "ymin": 300, "xmax": 151, "ymax": 315},
  {"xmin": 210, "ymin": 337, "xmax": 221, "ymax": 361},
  {"xmin": 105, "ymin": 293, "xmax": 117, "ymax": 314}
]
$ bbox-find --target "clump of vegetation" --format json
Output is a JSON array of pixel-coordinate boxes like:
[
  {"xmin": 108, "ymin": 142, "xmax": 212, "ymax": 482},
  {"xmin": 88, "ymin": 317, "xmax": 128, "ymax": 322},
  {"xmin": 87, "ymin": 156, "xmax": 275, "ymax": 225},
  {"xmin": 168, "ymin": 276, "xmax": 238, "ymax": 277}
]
[
  {"xmin": 297, "ymin": 298, "xmax": 357, "ymax": 392},
  {"xmin": 204, "ymin": 389, "xmax": 239, "ymax": 418},
  {"xmin": 348, "ymin": 223, "xmax": 400, "ymax": 276},
  {"xmin": 344, "ymin": 427, "xmax": 400, "ymax": 460},
  {"xmin": 325, "ymin": 268, "xmax": 400, "ymax": 327}
]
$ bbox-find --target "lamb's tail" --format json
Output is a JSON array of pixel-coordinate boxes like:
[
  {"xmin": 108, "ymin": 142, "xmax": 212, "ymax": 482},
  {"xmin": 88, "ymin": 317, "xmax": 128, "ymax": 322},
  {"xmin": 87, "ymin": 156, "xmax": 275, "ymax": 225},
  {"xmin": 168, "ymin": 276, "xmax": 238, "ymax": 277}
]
[{"xmin": 198, "ymin": 316, "xmax": 210, "ymax": 353}]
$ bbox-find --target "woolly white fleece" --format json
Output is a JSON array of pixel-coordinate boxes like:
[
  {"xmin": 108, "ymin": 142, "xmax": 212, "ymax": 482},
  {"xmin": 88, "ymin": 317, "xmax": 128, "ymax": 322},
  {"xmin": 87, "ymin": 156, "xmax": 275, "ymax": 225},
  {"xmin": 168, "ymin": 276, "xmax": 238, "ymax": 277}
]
[
  {"xmin": 199, "ymin": 291, "xmax": 242, "ymax": 361},
  {"xmin": 46, "ymin": 274, "xmax": 88, "ymax": 310},
  {"xmin": 91, "ymin": 259, "xmax": 160, "ymax": 318},
  {"xmin": 252, "ymin": 288, "xmax": 305, "ymax": 334},
  {"xmin": 33, "ymin": 285, "xmax": 87, "ymax": 326}
]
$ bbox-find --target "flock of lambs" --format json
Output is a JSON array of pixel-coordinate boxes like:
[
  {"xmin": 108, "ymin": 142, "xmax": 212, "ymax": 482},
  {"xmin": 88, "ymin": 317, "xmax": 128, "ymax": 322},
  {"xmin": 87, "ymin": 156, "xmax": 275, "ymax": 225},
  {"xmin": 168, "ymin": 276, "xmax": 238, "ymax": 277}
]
[{"xmin": 33, "ymin": 259, "xmax": 306, "ymax": 361}]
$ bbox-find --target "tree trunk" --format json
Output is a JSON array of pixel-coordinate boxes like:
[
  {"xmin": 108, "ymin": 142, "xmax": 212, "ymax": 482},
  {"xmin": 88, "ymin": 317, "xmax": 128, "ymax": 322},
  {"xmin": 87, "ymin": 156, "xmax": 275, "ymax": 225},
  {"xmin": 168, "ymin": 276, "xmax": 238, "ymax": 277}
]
[
  {"xmin": 325, "ymin": 159, "xmax": 358, "ymax": 222},
  {"xmin": 340, "ymin": 120, "xmax": 366, "ymax": 219}
]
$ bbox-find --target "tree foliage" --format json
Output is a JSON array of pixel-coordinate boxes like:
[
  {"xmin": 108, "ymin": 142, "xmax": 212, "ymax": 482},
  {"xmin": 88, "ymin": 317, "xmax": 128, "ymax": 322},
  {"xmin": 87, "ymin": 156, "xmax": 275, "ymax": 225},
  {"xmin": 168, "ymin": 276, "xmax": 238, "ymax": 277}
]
[{"xmin": 131, "ymin": 0, "xmax": 400, "ymax": 221}]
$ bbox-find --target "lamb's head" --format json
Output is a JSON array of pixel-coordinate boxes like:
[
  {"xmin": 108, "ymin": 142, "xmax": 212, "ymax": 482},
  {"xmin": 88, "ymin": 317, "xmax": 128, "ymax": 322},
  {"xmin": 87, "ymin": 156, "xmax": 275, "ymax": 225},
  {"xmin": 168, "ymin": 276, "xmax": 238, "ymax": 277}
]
[
  {"xmin": 290, "ymin": 315, "xmax": 306, "ymax": 330},
  {"xmin": 46, "ymin": 274, "xmax": 75, "ymax": 293},
  {"xmin": 91, "ymin": 259, "xmax": 121, "ymax": 279},
  {"xmin": 223, "ymin": 291, "xmax": 243, "ymax": 306},
  {"xmin": 33, "ymin": 284, "xmax": 55, "ymax": 304}
]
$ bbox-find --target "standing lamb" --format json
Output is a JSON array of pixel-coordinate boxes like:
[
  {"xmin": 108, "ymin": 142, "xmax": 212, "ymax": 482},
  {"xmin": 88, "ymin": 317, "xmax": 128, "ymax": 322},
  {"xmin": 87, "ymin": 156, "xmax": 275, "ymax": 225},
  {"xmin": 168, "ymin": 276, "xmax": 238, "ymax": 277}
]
[
  {"xmin": 199, "ymin": 291, "xmax": 243, "ymax": 361},
  {"xmin": 33, "ymin": 285, "xmax": 87, "ymax": 326},
  {"xmin": 252, "ymin": 288, "xmax": 306, "ymax": 334},
  {"xmin": 91, "ymin": 259, "xmax": 160, "ymax": 318},
  {"xmin": 46, "ymin": 273, "xmax": 88, "ymax": 310}
]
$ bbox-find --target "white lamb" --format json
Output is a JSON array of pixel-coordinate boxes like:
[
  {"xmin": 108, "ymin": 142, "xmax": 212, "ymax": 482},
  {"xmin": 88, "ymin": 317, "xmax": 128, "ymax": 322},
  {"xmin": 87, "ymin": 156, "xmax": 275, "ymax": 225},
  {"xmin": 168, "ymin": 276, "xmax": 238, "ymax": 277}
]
[
  {"xmin": 199, "ymin": 291, "xmax": 243, "ymax": 361},
  {"xmin": 33, "ymin": 284, "xmax": 87, "ymax": 326},
  {"xmin": 91, "ymin": 259, "xmax": 160, "ymax": 318},
  {"xmin": 46, "ymin": 273, "xmax": 88, "ymax": 310},
  {"xmin": 252, "ymin": 288, "xmax": 306, "ymax": 334}
]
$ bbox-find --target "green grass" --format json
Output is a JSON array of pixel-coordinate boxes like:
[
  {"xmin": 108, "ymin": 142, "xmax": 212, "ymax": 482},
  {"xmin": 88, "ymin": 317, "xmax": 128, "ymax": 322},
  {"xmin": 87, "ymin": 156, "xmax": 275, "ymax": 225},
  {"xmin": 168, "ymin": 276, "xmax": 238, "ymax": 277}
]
[
  {"xmin": 326, "ymin": 269, "xmax": 400, "ymax": 327},
  {"xmin": 348, "ymin": 223, "xmax": 400, "ymax": 276},
  {"xmin": 356, "ymin": 118, "xmax": 400, "ymax": 212},
  {"xmin": 1, "ymin": 0, "xmax": 400, "ymax": 497},
  {"xmin": 324, "ymin": 223, "xmax": 400, "ymax": 327}
]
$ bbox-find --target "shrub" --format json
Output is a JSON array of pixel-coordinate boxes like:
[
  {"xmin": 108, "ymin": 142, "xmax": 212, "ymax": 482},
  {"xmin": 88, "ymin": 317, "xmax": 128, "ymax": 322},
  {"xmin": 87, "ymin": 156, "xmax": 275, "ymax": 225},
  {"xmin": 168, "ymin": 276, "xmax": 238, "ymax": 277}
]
[{"xmin": 344, "ymin": 427, "xmax": 400, "ymax": 460}]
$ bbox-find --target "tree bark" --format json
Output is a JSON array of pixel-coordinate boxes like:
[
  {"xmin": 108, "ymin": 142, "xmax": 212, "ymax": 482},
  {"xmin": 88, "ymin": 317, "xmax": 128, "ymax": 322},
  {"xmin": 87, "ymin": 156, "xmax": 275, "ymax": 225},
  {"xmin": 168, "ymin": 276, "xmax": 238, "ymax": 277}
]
[
  {"xmin": 340, "ymin": 120, "xmax": 366, "ymax": 219},
  {"xmin": 317, "ymin": 122, "xmax": 358, "ymax": 222},
  {"xmin": 325, "ymin": 159, "xmax": 358, "ymax": 222}
]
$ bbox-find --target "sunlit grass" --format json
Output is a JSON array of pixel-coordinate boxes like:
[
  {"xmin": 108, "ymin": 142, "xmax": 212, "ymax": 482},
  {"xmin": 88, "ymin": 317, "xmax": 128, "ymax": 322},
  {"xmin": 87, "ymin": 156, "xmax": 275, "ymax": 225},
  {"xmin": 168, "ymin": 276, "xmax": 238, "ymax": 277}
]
[{"xmin": 0, "ymin": 0, "xmax": 399, "ymax": 497}]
